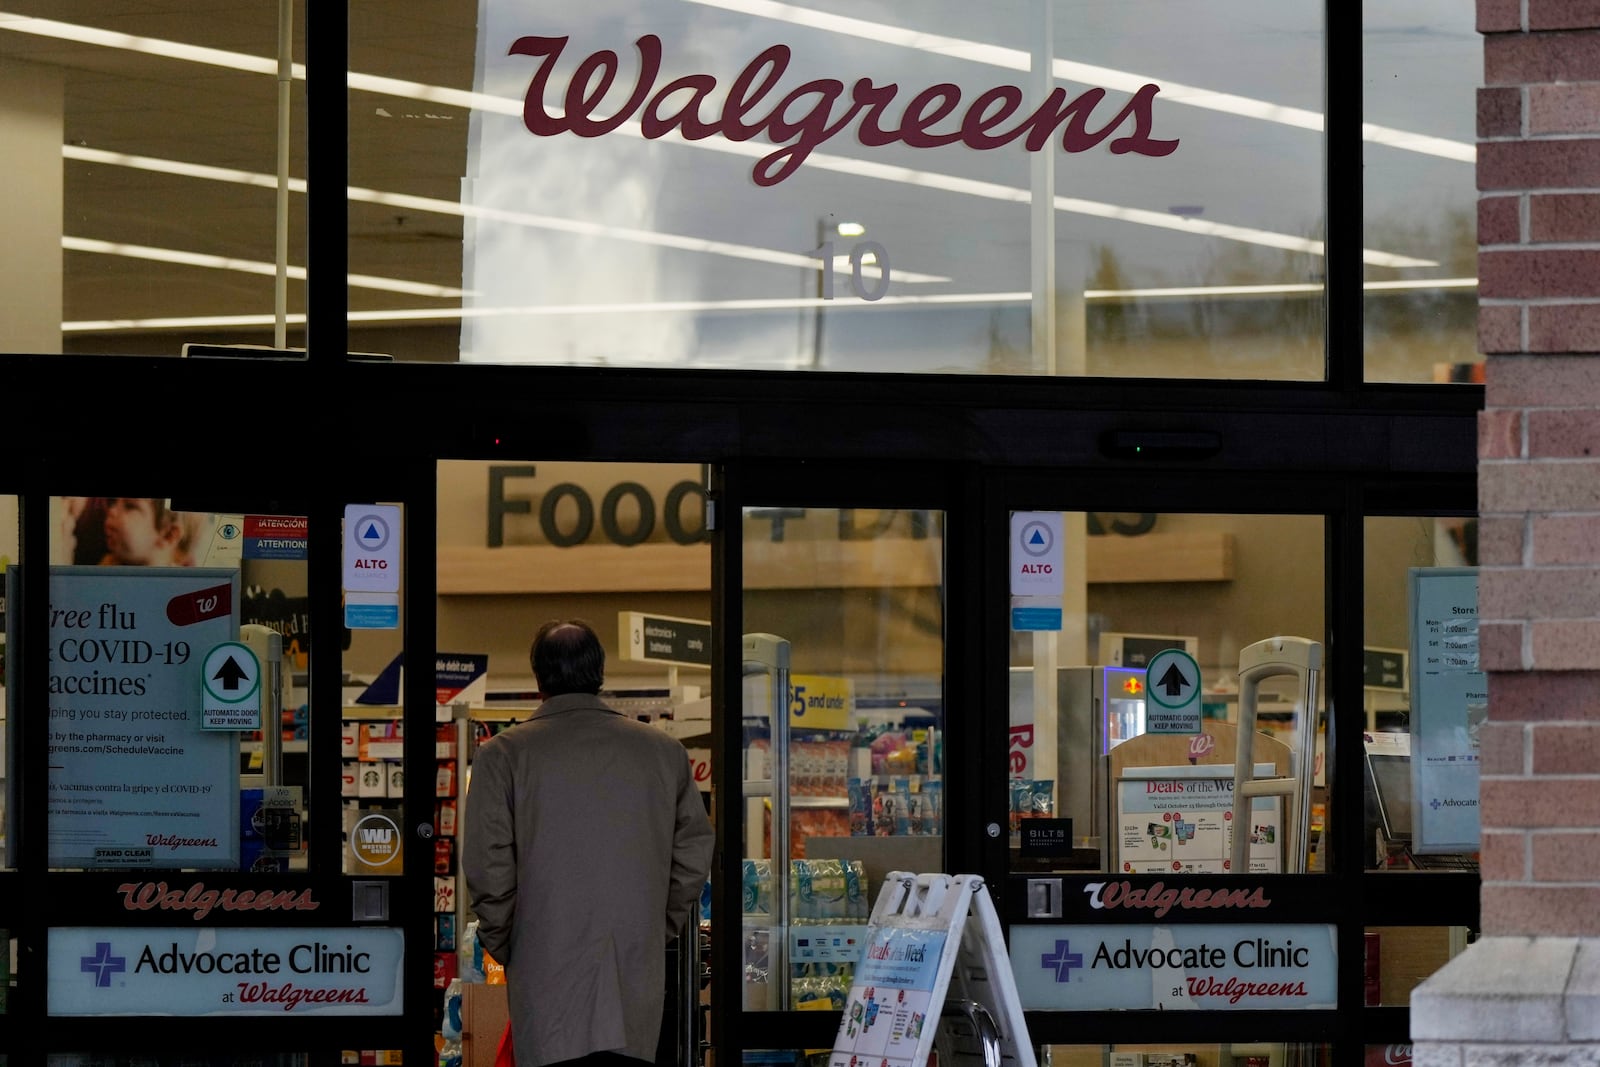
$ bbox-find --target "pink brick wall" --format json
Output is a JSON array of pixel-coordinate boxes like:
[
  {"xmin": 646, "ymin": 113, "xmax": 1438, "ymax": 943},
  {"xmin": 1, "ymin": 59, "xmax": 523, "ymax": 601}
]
[{"xmin": 1478, "ymin": 5, "xmax": 1600, "ymax": 936}]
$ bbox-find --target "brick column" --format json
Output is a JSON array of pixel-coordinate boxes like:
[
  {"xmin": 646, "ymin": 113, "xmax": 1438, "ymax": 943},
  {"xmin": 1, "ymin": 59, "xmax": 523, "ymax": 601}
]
[{"xmin": 1412, "ymin": 2, "xmax": 1600, "ymax": 1062}]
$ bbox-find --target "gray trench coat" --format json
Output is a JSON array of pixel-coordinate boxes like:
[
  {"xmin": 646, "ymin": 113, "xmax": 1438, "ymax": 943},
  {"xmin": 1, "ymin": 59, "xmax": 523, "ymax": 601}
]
[{"xmin": 463, "ymin": 692, "xmax": 715, "ymax": 1066}]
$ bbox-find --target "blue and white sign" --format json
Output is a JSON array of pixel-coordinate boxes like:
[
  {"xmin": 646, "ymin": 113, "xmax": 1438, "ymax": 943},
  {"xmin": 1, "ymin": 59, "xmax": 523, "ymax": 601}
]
[
  {"xmin": 1010, "ymin": 512, "xmax": 1063, "ymax": 596},
  {"xmin": 1010, "ymin": 604, "xmax": 1063, "ymax": 631},
  {"xmin": 49, "ymin": 926, "xmax": 405, "ymax": 1016},
  {"xmin": 200, "ymin": 641, "xmax": 261, "ymax": 730},
  {"xmin": 1010, "ymin": 923, "xmax": 1336, "ymax": 1010},
  {"xmin": 48, "ymin": 567, "xmax": 240, "ymax": 869},
  {"xmin": 344, "ymin": 591, "xmax": 400, "ymax": 631},
  {"xmin": 1144, "ymin": 648, "xmax": 1202, "ymax": 735},
  {"xmin": 1408, "ymin": 567, "xmax": 1483, "ymax": 853},
  {"xmin": 343, "ymin": 504, "xmax": 401, "ymax": 594}
]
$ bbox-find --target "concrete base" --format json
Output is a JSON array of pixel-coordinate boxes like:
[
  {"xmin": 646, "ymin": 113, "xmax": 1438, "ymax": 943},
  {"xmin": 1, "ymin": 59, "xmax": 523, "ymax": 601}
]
[{"xmin": 1412, "ymin": 936, "xmax": 1600, "ymax": 1065}]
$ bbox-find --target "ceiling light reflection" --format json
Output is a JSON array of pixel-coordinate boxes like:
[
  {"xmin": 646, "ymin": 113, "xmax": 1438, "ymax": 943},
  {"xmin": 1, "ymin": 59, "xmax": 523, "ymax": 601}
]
[
  {"xmin": 63, "ymin": 277, "xmax": 1478, "ymax": 333},
  {"xmin": 680, "ymin": 0, "xmax": 1476, "ymax": 162},
  {"xmin": 26, "ymin": 13, "xmax": 1442, "ymax": 269}
]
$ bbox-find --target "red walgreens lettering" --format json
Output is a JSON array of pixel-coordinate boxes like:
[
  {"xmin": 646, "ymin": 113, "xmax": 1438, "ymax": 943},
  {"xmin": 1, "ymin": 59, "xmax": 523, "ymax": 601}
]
[
  {"xmin": 236, "ymin": 981, "xmax": 370, "ymax": 1011},
  {"xmin": 1185, "ymin": 975, "xmax": 1308, "ymax": 1004},
  {"xmin": 1084, "ymin": 879, "xmax": 1270, "ymax": 918},
  {"xmin": 509, "ymin": 35, "xmax": 1178, "ymax": 186},
  {"xmin": 118, "ymin": 880, "xmax": 321, "ymax": 920}
]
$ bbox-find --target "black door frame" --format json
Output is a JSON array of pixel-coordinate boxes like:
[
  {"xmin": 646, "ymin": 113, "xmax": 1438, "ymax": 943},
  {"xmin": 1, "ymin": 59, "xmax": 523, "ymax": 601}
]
[
  {"xmin": 0, "ymin": 434, "xmax": 442, "ymax": 1065},
  {"xmin": 0, "ymin": 356, "xmax": 1479, "ymax": 1065}
]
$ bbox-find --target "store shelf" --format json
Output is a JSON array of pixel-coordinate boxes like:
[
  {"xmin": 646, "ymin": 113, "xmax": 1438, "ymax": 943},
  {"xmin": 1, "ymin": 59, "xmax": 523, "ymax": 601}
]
[{"xmin": 240, "ymin": 740, "xmax": 308, "ymax": 755}]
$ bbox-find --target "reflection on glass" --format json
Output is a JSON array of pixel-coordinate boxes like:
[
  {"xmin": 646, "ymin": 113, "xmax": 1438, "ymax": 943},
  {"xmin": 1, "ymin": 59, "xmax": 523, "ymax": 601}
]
[
  {"xmin": 741, "ymin": 506, "xmax": 945, "ymax": 1010},
  {"xmin": 1365, "ymin": 1045, "xmax": 1415, "ymax": 1067},
  {"xmin": 1044, "ymin": 1043, "xmax": 1331, "ymax": 1067},
  {"xmin": 1364, "ymin": 926, "xmax": 1471, "ymax": 1008},
  {"xmin": 1363, "ymin": 2, "xmax": 1480, "ymax": 383},
  {"xmin": 13, "ymin": 1, "xmax": 1480, "ymax": 380},
  {"xmin": 1008, "ymin": 512, "xmax": 1329, "ymax": 874},
  {"xmin": 1362, "ymin": 517, "xmax": 1480, "ymax": 872},
  {"xmin": 43, "ymin": 496, "xmax": 311, "ymax": 874},
  {"xmin": 0, "ymin": 3, "xmax": 307, "ymax": 356}
]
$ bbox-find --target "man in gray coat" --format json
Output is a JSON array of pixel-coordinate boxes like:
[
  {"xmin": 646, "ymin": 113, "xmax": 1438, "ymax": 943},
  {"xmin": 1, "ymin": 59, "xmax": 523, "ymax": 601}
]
[{"xmin": 463, "ymin": 619, "xmax": 715, "ymax": 1067}]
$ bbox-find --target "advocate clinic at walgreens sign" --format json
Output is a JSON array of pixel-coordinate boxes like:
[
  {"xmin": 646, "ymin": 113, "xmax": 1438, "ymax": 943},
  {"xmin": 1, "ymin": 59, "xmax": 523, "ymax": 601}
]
[
  {"xmin": 1009, "ymin": 923, "xmax": 1337, "ymax": 1011},
  {"xmin": 507, "ymin": 34, "xmax": 1179, "ymax": 186},
  {"xmin": 48, "ymin": 927, "xmax": 403, "ymax": 1016}
]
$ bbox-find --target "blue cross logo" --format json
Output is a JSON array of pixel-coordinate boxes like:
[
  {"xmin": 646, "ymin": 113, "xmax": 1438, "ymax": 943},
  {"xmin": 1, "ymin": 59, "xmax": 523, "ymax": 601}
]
[
  {"xmin": 1041, "ymin": 939, "xmax": 1084, "ymax": 982},
  {"xmin": 81, "ymin": 941, "xmax": 126, "ymax": 987},
  {"xmin": 1430, "ymin": 798, "xmax": 1442, "ymax": 810}
]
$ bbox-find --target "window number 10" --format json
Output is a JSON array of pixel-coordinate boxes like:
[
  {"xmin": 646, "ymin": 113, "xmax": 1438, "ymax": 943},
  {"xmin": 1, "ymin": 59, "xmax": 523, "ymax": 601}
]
[{"xmin": 810, "ymin": 241, "xmax": 891, "ymax": 301}]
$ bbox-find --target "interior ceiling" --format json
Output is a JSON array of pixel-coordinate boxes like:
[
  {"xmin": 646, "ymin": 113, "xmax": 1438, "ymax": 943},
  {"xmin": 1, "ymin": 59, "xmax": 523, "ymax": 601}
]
[{"xmin": 2, "ymin": 1, "xmax": 478, "ymax": 354}]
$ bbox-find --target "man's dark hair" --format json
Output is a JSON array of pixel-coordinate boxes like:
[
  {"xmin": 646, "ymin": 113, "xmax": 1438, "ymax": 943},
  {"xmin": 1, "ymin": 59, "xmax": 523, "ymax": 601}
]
[{"xmin": 531, "ymin": 619, "xmax": 605, "ymax": 696}]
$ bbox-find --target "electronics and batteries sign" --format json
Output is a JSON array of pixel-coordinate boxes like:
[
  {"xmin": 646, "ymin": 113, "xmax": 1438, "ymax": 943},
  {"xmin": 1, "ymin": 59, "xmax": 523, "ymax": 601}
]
[
  {"xmin": 48, "ymin": 567, "xmax": 241, "ymax": 869},
  {"xmin": 1010, "ymin": 923, "xmax": 1336, "ymax": 1010},
  {"xmin": 48, "ymin": 926, "xmax": 404, "ymax": 1016},
  {"xmin": 620, "ymin": 611, "xmax": 711, "ymax": 667}
]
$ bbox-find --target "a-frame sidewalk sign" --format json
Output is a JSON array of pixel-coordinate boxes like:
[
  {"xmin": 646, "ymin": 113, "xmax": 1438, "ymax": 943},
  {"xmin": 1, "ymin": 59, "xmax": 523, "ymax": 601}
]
[{"xmin": 828, "ymin": 872, "xmax": 1037, "ymax": 1067}]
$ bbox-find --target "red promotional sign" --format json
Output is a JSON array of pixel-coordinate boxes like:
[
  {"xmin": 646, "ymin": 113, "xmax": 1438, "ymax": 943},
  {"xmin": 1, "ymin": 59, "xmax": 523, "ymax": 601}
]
[
  {"xmin": 245, "ymin": 516, "xmax": 307, "ymax": 539},
  {"xmin": 165, "ymin": 582, "xmax": 233, "ymax": 627}
]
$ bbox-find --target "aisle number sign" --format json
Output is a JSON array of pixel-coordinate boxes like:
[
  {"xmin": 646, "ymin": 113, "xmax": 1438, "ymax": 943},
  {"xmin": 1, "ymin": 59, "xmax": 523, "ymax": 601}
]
[
  {"xmin": 1144, "ymin": 648, "xmax": 1202, "ymax": 734},
  {"xmin": 619, "ymin": 611, "xmax": 712, "ymax": 667}
]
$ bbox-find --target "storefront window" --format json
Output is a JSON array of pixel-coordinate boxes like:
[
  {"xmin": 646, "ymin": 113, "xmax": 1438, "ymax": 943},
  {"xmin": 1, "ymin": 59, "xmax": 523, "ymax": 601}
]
[
  {"xmin": 1364, "ymin": 925, "xmax": 1471, "ymax": 1009},
  {"xmin": 11, "ymin": 1, "xmax": 1484, "ymax": 384},
  {"xmin": 1363, "ymin": 2, "xmax": 1480, "ymax": 383},
  {"xmin": 1007, "ymin": 512, "xmax": 1328, "ymax": 875},
  {"xmin": 420, "ymin": 1, "xmax": 1328, "ymax": 377},
  {"xmin": 0, "ymin": 2, "xmax": 306, "ymax": 356},
  {"xmin": 1362, "ymin": 516, "xmax": 1481, "ymax": 872},
  {"xmin": 740, "ymin": 506, "xmax": 945, "ymax": 1011},
  {"xmin": 44, "ymin": 496, "xmax": 311, "ymax": 875},
  {"xmin": 15, "ymin": 0, "xmax": 1479, "ymax": 383}
]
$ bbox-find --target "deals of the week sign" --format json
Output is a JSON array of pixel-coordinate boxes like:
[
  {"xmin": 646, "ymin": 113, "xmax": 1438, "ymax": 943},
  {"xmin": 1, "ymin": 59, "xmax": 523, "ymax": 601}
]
[
  {"xmin": 48, "ymin": 927, "xmax": 404, "ymax": 1016},
  {"xmin": 47, "ymin": 567, "xmax": 241, "ymax": 869}
]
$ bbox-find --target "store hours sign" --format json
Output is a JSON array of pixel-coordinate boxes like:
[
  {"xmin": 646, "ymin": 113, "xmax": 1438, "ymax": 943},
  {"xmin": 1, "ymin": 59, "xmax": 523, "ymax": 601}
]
[{"xmin": 48, "ymin": 567, "xmax": 241, "ymax": 869}]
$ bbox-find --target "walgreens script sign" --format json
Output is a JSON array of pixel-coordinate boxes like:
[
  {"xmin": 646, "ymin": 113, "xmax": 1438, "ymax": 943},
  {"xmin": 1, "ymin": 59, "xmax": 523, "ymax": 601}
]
[{"xmin": 509, "ymin": 34, "xmax": 1179, "ymax": 186}]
